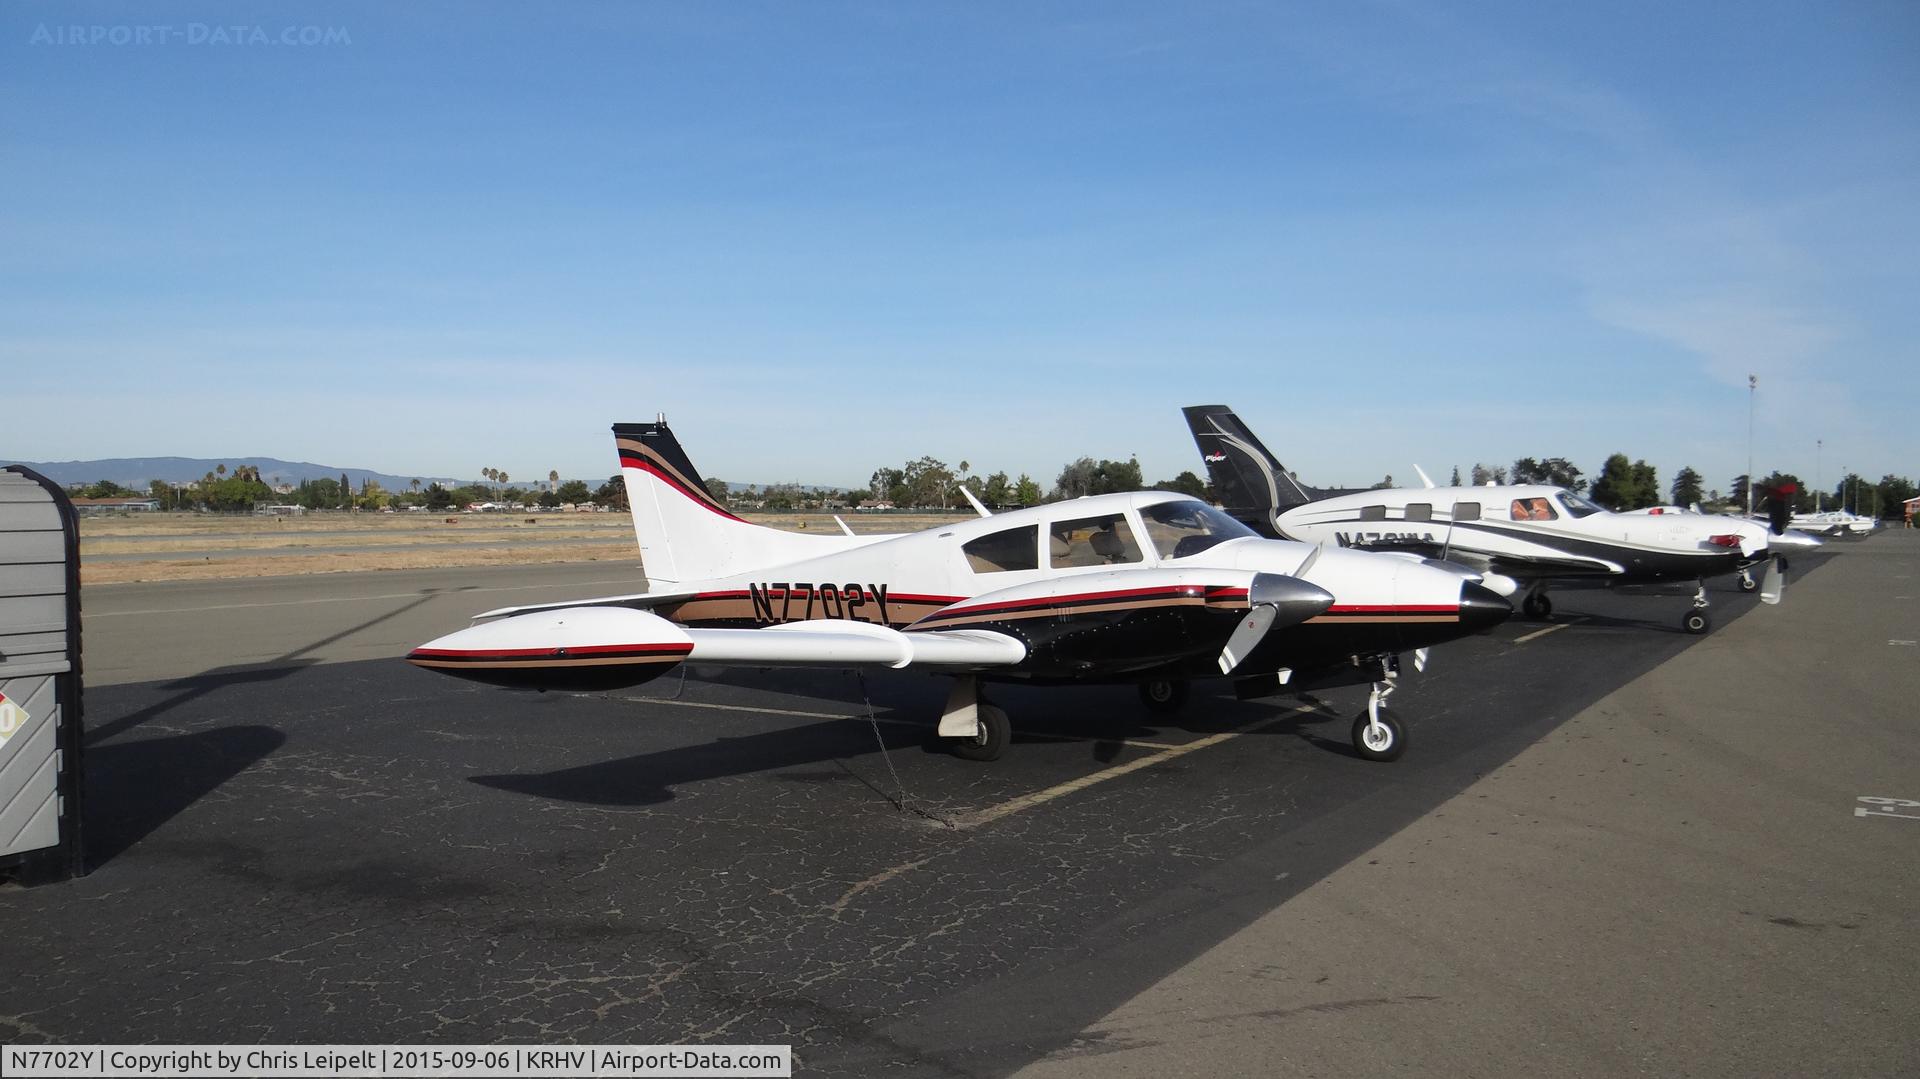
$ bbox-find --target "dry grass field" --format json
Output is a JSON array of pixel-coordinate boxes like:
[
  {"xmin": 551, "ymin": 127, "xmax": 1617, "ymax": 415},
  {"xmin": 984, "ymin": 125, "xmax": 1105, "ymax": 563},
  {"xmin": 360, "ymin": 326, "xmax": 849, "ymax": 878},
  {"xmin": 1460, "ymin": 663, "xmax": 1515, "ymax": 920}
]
[{"xmin": 77, "ymin": 510, "xmax": 966, "ymax": 585}]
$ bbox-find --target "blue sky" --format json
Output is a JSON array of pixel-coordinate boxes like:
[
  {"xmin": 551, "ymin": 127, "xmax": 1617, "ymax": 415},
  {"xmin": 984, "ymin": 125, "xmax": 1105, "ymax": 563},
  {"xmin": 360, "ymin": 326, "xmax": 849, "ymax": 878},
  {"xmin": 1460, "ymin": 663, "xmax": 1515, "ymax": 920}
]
[{"xmin": 3, "ymin": 1, "xmax": 1915, "ymax": 494}]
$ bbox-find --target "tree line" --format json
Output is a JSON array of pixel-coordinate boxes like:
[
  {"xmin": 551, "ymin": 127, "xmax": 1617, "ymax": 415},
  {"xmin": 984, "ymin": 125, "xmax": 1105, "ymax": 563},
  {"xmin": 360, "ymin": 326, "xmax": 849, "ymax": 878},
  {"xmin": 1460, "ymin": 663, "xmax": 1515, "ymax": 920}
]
[{"xmin": 68, "ymin": 452, "xmax": 1919, "ymax": 522}]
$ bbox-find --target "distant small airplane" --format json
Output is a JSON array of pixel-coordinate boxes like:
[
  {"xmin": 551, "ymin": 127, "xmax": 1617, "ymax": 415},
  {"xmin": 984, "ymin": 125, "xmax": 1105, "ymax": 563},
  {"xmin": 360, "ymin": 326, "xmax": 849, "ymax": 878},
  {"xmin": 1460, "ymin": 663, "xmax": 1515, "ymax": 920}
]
[
  {"xmin": 1183, "ymin": 404, "xmax": 1808, "ymax": 635},
  {"xmin": 408, "ymin": 418, "xmax": 1511, "ymax": 763}
]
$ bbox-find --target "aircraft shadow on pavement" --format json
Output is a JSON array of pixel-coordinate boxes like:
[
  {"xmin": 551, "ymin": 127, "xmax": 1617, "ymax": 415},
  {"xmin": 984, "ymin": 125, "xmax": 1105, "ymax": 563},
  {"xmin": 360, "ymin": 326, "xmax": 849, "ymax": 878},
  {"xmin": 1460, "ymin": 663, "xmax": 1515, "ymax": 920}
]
[
  {"xmin": 83, "ymin": 725, "xmax": 287, "ymax": 868},
  {"xmin": 469, "ymin": 713, "xmax": 933, "ymax": 806},
  {"xmin": 470, "ymin": 678, "xmax": 1355, "ymax": 808}
]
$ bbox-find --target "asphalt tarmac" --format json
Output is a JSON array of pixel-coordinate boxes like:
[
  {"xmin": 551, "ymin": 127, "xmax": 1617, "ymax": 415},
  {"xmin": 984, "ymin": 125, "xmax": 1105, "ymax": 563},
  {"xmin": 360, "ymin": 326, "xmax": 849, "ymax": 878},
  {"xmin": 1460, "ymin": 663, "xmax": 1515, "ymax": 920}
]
[{"xmin": 3, "ymin": 537, "xmax": 1913, "ymax": 1077}]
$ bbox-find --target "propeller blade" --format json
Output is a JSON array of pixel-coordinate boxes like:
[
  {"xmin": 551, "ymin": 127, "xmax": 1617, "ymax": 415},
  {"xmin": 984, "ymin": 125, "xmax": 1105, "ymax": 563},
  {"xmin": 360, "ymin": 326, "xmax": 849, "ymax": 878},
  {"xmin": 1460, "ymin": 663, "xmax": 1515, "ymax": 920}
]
[
  {"xmin": 1219, "ymin": 605, "xmax": 1277, "ymax": 674},
  {"xmin": 1219, "ymin": 573, "xmax": 1336, "ymax": 674},
  {"xmin": 1760, "ymin": 556, "xmax": 1785, "ymax": 605}
]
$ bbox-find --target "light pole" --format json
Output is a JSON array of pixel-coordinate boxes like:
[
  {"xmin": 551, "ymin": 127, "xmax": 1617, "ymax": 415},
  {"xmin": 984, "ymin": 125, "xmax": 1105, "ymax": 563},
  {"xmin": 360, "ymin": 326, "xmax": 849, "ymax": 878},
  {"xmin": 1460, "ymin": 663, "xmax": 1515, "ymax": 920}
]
[
  {"xmin": 1745, "ymin": 375, "xmax": 1757, "ymax": 516},
  {"xmin": 1815, "ymin": 439, "xmax": 1823, "ymax": 512}
]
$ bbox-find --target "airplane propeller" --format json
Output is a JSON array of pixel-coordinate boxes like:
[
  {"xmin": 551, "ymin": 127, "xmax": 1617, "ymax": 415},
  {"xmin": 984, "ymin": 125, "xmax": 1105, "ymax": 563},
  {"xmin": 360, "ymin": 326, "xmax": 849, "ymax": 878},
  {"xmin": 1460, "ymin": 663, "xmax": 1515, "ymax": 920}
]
[
  {"xmin": 1760, "ymin": 554, "xmax": 1786, "ymax": 605},
  {"xmin": 1218, "ymin": 572, "xmax": 1336, "ymax": 674}
]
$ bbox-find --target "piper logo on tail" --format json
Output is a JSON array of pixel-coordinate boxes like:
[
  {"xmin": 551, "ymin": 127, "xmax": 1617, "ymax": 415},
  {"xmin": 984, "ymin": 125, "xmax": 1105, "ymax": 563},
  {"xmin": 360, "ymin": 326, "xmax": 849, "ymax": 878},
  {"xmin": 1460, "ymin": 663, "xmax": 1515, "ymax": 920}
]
[{"xmin": 0, "ymin": 691, "xmax": 29, "ymax": 749}]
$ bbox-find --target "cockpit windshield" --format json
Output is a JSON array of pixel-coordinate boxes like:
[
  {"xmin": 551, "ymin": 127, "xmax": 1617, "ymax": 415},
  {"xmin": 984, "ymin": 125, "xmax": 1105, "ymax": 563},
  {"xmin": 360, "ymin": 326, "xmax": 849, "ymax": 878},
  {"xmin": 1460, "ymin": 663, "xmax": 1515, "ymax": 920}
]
[
  {"xmin": 1557, "ymin": 492, "xmax": 1606, "ymax": 518},
  {"xmin": 1140, "ymin": 499, "xmax": 1258, "ymax": 559}
]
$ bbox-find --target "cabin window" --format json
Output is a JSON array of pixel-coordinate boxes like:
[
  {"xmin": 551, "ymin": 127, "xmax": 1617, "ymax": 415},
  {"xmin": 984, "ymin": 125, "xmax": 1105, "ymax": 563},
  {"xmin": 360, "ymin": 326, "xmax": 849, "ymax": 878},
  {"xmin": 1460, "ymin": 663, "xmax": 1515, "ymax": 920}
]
[
  {"xmin": 1358, "ymin": 505, "xmax": 1387, "ymax": 521},
  {"xmin": 1049, "ymin": 513, "xmax": 1144, "ymax": 568},
  {"xmin": 1140, "ymin": 499, "xmax": 1258, "ymax": 559},
  {"xmin": 1405, "ymin": 503, "xmax": 1432, "ymax": 522},
  {"xmin": 1453, "ymin": 502, "xmax": 1481, "ymax": 521},
  {"xmin": 1510, "ymin": 497, "xmax": 1558, "ymax": 522},
  {"xmin": 963, "ymin": 524, "xmax": 1040, "ymax": 573}
]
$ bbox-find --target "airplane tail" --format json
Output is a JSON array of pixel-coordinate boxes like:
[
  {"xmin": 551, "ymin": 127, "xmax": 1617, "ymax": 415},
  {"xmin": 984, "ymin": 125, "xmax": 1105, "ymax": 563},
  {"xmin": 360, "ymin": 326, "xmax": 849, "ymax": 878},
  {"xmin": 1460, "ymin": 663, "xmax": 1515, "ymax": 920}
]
[
  {"xmin": 1182, "ymin": 405, "xmax": 1321, "ymax": 523},
  {"xmin": 613, "ymin": 420, "xmax": 874, "ymax": 585}
]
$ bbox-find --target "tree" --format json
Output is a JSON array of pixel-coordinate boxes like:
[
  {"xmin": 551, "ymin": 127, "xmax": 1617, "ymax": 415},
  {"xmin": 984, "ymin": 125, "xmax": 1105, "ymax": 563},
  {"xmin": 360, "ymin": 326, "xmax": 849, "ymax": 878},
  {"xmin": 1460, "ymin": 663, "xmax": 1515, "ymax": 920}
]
[
  {"xmin": 1729, "ymin": 474, "xmax": 1751, "ymax": 512},
  {"xmin": 1370, "ymin": 474, "xmax": 1395, "ymax": 489},
  {"xmin": 1013, "ymin": 473, "xmax": 1043, "ymax": 507},
  {"xmin": 424, "ymin": 483, "xmax": 454, "ymax": 511},
  {"xmin": 548, "ymin": 469, "xmax": 560, "ymax": 492},
  {"xmin": 298, "ymin": 477, "xmax": 343, "ymax": 510},
  {"xmin": 869, "ymin": 467, "xmax": 904, "ymax": 503},
  {"xmin": 1832, "ymin": 472, "xmax": 1868, "ymax": 514},
  {"xmin": 705, "ymin": 478, "xmax": 731, "ymax": 505},
  {"xmin": 1470, "ymin": 463, "xmax": 1508, "ymax": 486},
  {"xmin": 1628, "ymin": 460, "xmax": 1659, "ymax": 509},
  {"xmin": 1449, "ymin": 466, "xmax": 1461, "ymax": 487},
  {"xmin": 592, "ymin": 476, "xmax": 628, "ymax": 510},
  {"xmin": 981, "ymin": 471, "xmax": 1010, "ymax": 507},
  {"xmin": 339, "ymin": 473, "xmax": 351, "ymax": 509},
  {"xmin": 1875, "ymin": 474, "xmax": 1916, "ymax": 521},
  {"xmin": 1150, "ymin": 470, "xmax": 1209, "ymax": 500},
  {"xmin": 555, "ymin": 479, "xmax": 593, "ymax": 505},
  {"xmin": 1590, "ymin": 453, "xmax": 1636, "ymax": 509},
  {"xmin": 1053, "ymin": 457, "xmax": 1097, "ymax": 500},
  {"xmin": 538, "ymin": 490, "xmax": 561, "ymax": 509},
  {"xmin": 1511, "ymin": 457, "xmax": 1586, "ymax": 492},
  {"xmin": 1670, "ymin": 467, "xmax": 1704, "ymax": 507},
  {"xmin": 901, "ymin": 456, "xmax": 956, "ymax": 508}
]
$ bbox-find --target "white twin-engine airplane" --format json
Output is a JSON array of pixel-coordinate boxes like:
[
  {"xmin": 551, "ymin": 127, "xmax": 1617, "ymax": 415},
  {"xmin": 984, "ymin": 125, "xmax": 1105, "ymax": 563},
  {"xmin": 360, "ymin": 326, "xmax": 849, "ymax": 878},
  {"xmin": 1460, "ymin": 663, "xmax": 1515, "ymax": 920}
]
[
  {"xmin": 407, "ymin": 419, "xmax": 1511, "ymax": 763},
  {"xmin": 1183, "ymin": 404, "xmax": 1815, "ymax": 637}
]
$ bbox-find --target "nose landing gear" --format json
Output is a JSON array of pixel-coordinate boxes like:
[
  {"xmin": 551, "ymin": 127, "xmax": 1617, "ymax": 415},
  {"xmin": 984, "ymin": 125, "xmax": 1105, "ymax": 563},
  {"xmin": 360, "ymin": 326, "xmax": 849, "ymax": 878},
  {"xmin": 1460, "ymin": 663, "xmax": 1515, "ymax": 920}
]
[
  {"xmin": 1683, "ymin": 580, "xmax": 1712, "ymax": 635},
  {"xmin": 1352, "ymin": 675, "xmax": 1407, "ymax": 763}
]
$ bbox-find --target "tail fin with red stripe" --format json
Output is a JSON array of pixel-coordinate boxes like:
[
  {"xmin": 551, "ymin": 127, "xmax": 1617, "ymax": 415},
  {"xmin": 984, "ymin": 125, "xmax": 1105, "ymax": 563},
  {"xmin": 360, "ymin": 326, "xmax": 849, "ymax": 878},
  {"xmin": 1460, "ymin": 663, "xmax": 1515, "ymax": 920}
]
[{"xmin": 613, "ymin": 420, "xmax": 873, "ymax": 585}]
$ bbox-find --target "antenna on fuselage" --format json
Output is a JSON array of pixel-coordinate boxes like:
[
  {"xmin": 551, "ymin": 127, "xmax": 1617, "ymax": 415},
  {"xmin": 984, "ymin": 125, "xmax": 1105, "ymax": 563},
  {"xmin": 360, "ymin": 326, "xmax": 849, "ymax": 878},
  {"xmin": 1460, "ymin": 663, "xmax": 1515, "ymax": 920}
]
[{"xmin": 1413, "ymin": 465, "xmax": 1436, "ymax": 489}]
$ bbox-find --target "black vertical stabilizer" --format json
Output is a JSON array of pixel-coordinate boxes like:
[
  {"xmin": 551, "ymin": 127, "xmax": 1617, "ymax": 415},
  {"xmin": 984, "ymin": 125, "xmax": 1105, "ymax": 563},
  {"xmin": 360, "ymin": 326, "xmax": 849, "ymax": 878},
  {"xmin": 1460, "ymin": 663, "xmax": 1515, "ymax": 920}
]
[{"xmin": 1182, "ymin": 405, "xmax": 1322, "ymax": 532}]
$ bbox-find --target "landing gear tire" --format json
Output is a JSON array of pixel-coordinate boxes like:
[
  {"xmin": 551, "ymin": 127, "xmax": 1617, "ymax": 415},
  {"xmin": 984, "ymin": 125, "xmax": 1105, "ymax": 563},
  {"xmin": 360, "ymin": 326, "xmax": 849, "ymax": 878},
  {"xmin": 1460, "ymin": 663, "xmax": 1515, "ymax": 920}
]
[
  {"xmin": 950, "ymin": 702, "xmax": 1010, "ymax": 762},
  {"xmin": 1138, "ymin": 679, "xmax": 1190, "ymax": 714},
  {"xmin": 1738, "ymin": 572, "xmax": 1758, "ymax": 593},
  {"xmin": 1352, "ymin": 711, "xmax": 1406, "ymax": 763},
  {"xmin": 1522, "ymin": 593, "xmax": 1552, "ymax": 619},
  {"xmin": 1682, "ymin": 609, "xmax": 1711, "ymax": 635}
]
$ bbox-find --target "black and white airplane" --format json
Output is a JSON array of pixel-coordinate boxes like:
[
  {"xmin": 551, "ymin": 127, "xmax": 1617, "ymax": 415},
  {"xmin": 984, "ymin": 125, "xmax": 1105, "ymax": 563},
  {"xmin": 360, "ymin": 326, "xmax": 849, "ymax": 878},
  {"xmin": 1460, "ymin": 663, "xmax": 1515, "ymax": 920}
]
[
  {"xmin": 408, "ymin": 418, "xmax": 1511, "ymax": 763},
  {"xmin": 1183, "ymin": 404, "xmax": 1806, "ymax": 635}
]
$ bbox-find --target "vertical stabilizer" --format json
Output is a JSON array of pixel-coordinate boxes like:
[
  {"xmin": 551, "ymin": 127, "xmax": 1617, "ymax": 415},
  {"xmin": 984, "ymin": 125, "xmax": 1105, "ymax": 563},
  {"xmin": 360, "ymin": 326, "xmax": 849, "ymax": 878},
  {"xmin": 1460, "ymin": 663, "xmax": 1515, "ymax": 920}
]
[
  {"xmin": 1182, "ymin": 405, "xmax": 1320, "ymax": 523},
  {"xmin": 612, "ymin": 420, "xmax": 875, "ymax": 584}
]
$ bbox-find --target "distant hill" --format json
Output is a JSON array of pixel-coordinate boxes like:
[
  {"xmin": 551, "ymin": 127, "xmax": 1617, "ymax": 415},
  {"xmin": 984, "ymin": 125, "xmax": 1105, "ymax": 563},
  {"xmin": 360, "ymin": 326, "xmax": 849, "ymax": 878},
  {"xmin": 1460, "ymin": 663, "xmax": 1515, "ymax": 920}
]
[{"xmin": 1, "ymin": 456, "xmax": 469, "ymax": 493}]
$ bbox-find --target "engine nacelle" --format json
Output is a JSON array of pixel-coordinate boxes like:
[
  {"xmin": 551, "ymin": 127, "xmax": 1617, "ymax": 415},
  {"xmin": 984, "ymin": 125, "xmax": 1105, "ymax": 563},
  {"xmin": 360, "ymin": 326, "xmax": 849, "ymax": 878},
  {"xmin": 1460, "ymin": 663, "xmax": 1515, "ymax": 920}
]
[{"xmin": 407, "ymin": 606, "xmax": 692, "ymax": 691}]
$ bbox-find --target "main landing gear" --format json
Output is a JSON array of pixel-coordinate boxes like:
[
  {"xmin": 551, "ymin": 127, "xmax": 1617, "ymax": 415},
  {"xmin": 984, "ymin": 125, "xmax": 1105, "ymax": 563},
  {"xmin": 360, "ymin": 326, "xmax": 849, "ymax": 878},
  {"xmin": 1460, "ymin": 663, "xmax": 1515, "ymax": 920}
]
[
  {"xmin": 1138, "ymin": 678, "xmax": 1191, "ymax": 715},
  {"xmin": 1521, "ymin": 588, "xmax": 1552, "ymax": 620},
  {"xmin": 1683, "ymin": 580, "xmax": 1712, "ymax": 635},
  {"xmin": 1352, "ymin": 676, "xmax": 1406, "ymax": 763},
  {"xmin": 1737, "ymin": 568, "xmax": 1759, "ymax": 593},
  {"xmin": 940, "ymin": 676, "xmax": 1010, "ymax": 762}
]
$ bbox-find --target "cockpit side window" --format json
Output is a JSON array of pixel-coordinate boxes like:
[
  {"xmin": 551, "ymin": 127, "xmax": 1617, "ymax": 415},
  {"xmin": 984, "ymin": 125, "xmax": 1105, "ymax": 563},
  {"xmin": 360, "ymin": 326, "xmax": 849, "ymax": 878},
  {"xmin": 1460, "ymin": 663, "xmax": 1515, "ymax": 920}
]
[
  {"xmin": 963, "ymin": 524, "xmax": 1039, "ymax": 573},
  {"xmin": 1557, "ymin": 492, "xmax": 1605, "ymax": 518},
  {"xmin": 1140, "ymin": 499, "xmax": 1257, "ymax": 559},
  {"xmin": 1049, "ymin": 513, "xmax": 1144, "ymax": 568}
]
